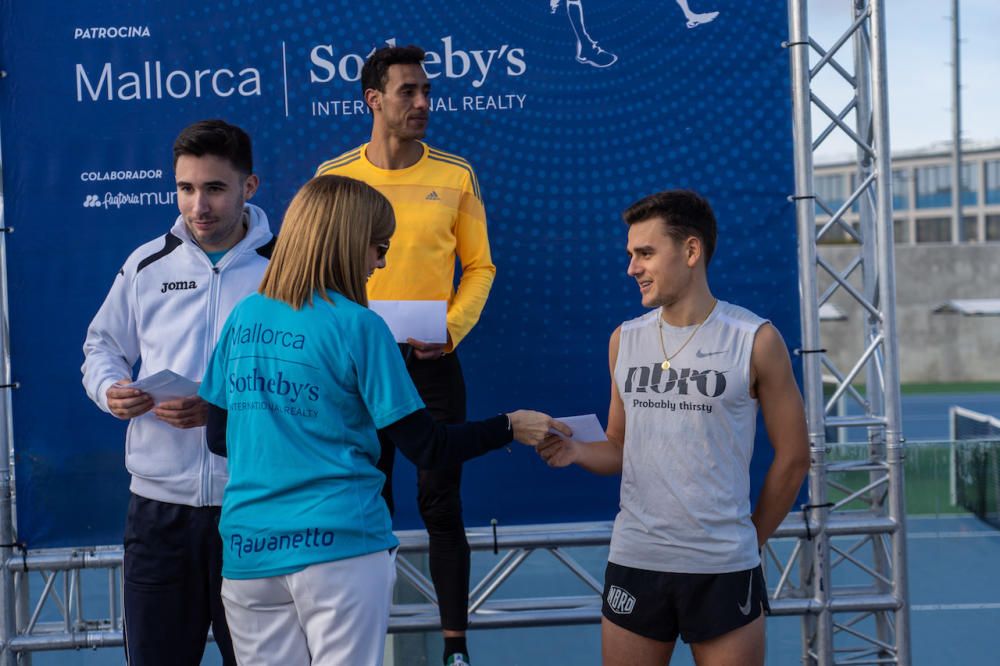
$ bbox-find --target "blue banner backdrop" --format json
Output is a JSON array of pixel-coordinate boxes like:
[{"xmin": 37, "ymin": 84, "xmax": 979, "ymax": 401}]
[{"xmin": 0, "ymin": 0, "xmax": 800, "ymax": 547}]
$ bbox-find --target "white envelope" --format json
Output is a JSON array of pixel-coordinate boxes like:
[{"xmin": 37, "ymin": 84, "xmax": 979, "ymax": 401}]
[
  {"xmin": 550, "ymin": 414, "xmax": 606, "ymax": 443},
  {"xmin": 369, "ymin": 300, "xmax": 448, "ymax": 344},
  {"xmin": 126, "ymin": 370, "xmax": 200, "ymax": 404}
]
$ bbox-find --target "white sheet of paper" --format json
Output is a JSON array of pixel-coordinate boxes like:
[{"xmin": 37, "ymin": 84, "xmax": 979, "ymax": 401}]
[
  {"xmin": 369, "ymin": 300, "xmax": 448, "ymax": 344},
  {"xmin": 126, "ymin": 370, "xmax": 200, "ymax": 404},
  {"xmin": 551, "ymin": 414, "xmax": 606, "ymax": 443}
]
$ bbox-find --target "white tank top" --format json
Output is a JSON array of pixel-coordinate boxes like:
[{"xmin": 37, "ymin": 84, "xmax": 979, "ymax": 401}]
[{"xmin": 609, "ymin": 300, "xmax": 766, "ymax": 573}]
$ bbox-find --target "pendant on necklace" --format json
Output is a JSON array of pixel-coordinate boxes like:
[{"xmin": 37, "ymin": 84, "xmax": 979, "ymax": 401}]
[{"xmin": 661, "ymin": 360, "xmax": 671, "ymax": 371}]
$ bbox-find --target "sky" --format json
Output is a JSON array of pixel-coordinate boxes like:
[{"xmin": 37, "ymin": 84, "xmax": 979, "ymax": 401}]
[{"xmin": 808, "ymin": 0, "xmax": 1000, "ymax": 162}]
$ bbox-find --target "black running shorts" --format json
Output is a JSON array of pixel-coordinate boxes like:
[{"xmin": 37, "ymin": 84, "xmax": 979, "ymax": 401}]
[{"xmin": 602, "ymin": 561, "xmax": 769, "ymax": 644}]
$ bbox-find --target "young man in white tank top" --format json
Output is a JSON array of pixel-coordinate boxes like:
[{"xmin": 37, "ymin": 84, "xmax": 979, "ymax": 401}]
[{"xmin": 537, "ymin": 190, "xmax": 809, "ymax": 666}]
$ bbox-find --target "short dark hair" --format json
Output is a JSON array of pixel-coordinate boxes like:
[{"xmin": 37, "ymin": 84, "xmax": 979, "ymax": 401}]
[
  {"xmin": 361, "ymin": 45, "xmax": 426, "ymax": 97},
  {"xmin": 623, "ymin": 190, "xmax": 718, "ymax": 267},
  {"xmin": 172, "ymin": 119, "xmax": 253, "ymax": 176}
]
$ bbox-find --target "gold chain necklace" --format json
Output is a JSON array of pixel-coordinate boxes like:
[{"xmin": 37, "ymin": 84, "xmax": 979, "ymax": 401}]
[{"xmin": 657, "ymin": 300, "xmax": 718, "ymax": 371}]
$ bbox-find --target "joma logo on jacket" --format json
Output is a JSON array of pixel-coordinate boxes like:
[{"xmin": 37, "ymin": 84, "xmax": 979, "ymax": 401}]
[{"xmin": 161, "ymin": 280, "xmax": 197, "ymax": 293}]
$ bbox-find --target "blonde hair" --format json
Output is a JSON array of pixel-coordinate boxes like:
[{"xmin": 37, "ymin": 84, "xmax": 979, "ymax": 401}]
[{"xmin": 259, "ymin": 175, "xmax": 395, "ymax": 309}]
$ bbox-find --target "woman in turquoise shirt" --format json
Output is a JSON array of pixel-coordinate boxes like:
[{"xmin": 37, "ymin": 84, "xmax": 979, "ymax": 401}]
[{"xmin": 200, "ymin": 175, "xmax": 565, "ymax": 665}]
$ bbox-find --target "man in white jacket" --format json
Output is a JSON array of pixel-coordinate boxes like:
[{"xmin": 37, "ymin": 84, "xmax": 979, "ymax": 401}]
[{"xmin": 82, "ymin": 119, "xmax": 273, "ymax": 666}]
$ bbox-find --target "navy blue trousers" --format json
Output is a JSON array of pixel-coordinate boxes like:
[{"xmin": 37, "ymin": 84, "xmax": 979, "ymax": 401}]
[{"xmin": 123, "ymin": 493, "xmax": 236, "ymax": 665}]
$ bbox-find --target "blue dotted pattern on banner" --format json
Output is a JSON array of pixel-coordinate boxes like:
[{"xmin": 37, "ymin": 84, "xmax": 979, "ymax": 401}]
[{"xmin": 1, "ymin": 0, "xmax": 799, "ymax": 545}]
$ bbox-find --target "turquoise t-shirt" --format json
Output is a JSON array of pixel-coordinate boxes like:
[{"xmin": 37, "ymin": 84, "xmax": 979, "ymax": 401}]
[
  {"xmin": 204, "ymin": 250, "xmax": 227, "ymax": 265},
  {"xmin": 200, "ymin": 290, "xmax": 424, "ymax": 579}
]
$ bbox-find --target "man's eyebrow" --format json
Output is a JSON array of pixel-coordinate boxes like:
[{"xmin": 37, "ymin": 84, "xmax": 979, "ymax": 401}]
[{"xmin": 176, "ymin": 180, "xmax": 228, "ymax": 187}]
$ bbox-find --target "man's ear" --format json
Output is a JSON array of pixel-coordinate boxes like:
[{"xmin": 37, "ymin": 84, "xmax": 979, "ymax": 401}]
[
  {"xmin": 364, "ymin": 88, "xmax": 381, "ymax": 112},
  {"xmin": 243, "ymin": 174, "xmax": 259, "ymax": 201},
  {"xmin": 685, "ymin": 236, "xmax": 702, "ymax": 268}
]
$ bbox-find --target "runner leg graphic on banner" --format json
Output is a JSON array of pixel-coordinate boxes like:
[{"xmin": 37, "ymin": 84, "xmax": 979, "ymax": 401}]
[{"xmin": 551, "ymin": 0, "xmax": 720, "ymax": 69}]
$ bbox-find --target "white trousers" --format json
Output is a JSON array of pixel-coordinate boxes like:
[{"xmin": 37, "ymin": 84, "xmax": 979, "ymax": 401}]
[{"xmin": 221, "ymin": 549, "xmax": 397, "ymax": 666}]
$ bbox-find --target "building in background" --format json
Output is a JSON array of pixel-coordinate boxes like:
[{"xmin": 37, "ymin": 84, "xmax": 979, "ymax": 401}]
[
  {"xmin": 815, "ymin": 143, "xmax": 1000, "ymax": 384},
  {"xmin": 816, "ymin": 142, "xmax": 1000, "ymax": 245}
]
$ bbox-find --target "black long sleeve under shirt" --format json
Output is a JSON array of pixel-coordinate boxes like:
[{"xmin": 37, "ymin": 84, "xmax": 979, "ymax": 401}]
[{"xmin": 205, "ymin": 403, "xmax": 512, "ymax": 468}]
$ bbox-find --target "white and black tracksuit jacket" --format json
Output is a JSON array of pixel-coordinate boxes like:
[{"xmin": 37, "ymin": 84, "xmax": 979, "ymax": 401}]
[{"xmin": 82, "ymin": 204, "xmax": 274, "ymax": 507}]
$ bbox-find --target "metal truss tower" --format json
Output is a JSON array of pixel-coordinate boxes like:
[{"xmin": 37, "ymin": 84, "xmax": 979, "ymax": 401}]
[{"xmin": 787, "ymin": 0, "xmax": 910, "ymax": 663}]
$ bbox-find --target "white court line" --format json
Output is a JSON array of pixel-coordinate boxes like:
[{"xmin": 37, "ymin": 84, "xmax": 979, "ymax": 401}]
[
  {"xmin": 912, "ymin": 603, "xmax": 1000, "ymax": 612},
  {"xmin": 910, "ymin": 513, "xmax": 983, "ymax": 519},
  {"xmin": 909, "ymin": 530, "xmax": 1000, "ymax": 539}
]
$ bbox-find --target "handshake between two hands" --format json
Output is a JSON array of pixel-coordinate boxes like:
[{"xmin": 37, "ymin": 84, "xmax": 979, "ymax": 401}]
[{"xmin": 505, "ymin": 411, "xmax": 605, "ymax": 468}]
